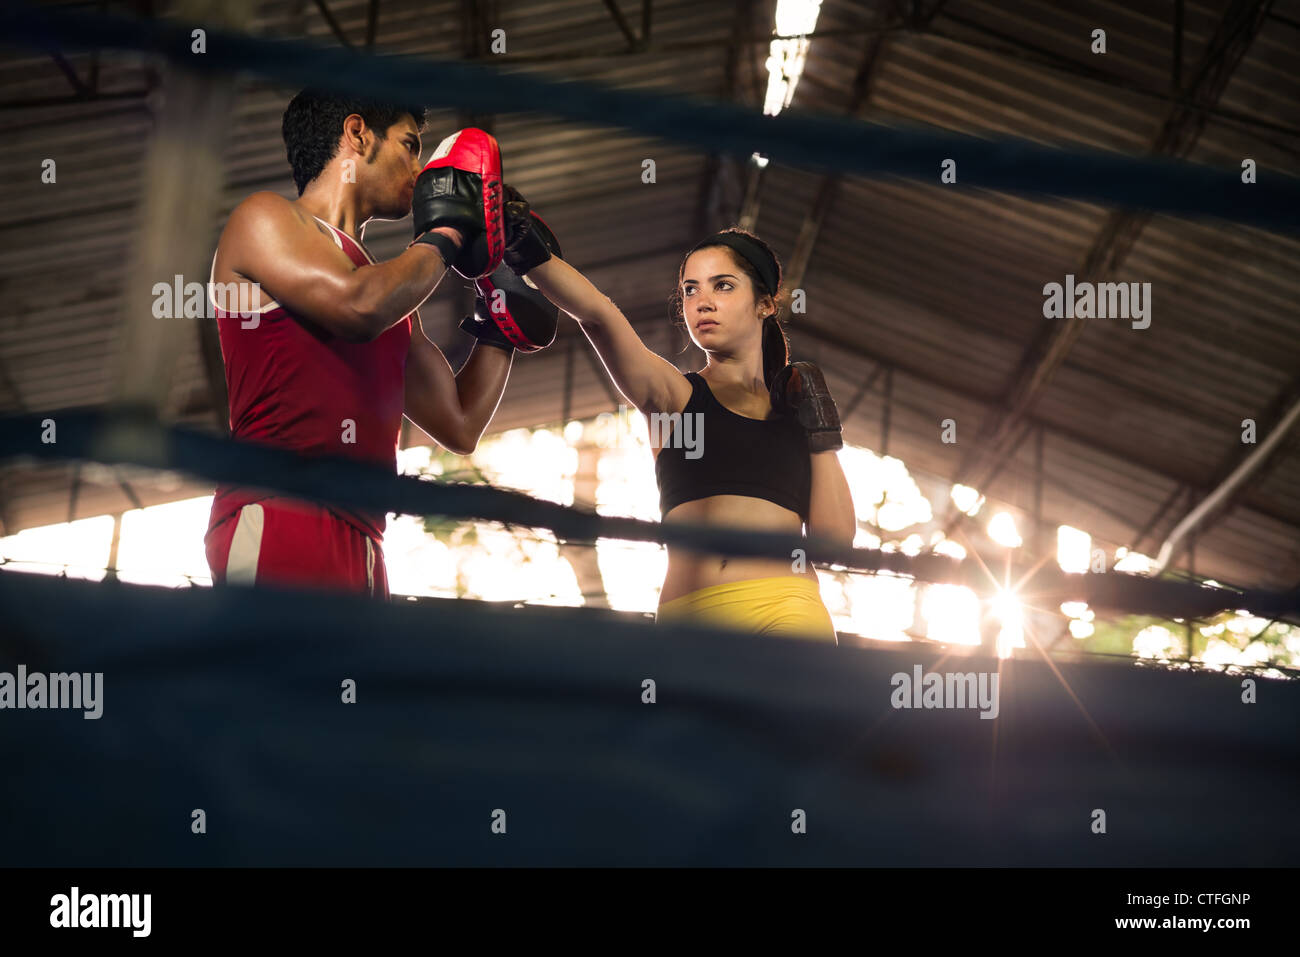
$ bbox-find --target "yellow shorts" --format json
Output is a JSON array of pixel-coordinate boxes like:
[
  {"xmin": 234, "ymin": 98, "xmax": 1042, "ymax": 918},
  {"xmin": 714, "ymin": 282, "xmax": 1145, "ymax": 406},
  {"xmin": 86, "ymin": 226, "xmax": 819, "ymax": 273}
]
[{"xmin": 656, "ymin": 576, "xmax": 837, "ymax": 644}]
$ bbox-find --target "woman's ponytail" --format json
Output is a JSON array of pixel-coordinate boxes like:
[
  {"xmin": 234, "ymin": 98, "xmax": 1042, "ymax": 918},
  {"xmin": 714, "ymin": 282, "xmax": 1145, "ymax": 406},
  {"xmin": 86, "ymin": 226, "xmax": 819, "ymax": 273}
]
[{"xmin": 761, "ymin": 313, "xmax": 789, "ymax": 391}]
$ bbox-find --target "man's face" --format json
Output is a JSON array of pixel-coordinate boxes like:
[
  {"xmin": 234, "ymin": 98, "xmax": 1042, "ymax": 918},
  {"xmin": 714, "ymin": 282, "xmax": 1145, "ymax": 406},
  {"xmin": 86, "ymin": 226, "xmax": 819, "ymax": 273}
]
[{"xmin": 365, "ymin": 114, "xmax": 423, "ymax": 220}]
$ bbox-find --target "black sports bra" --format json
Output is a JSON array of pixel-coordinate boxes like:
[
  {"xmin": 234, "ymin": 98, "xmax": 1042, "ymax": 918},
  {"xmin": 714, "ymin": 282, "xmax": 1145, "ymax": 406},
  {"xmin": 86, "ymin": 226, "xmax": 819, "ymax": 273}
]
[{"xmin": 654, "ymin": 372, "xmax": 811, "ymax": 522}]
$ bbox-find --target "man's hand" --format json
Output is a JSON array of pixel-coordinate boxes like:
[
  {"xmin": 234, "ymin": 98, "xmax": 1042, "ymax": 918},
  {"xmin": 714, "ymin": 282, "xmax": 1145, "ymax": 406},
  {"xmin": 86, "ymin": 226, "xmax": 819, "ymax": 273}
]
[{"xmin": 411, "ymin": 128, "xmax": 505, "ymax": 279}]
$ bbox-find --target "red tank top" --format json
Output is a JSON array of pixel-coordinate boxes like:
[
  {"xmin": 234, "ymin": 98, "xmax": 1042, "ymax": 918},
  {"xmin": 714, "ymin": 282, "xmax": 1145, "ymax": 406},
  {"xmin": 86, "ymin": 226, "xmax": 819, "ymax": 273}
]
[{"xmin": 208, "ymin": 215, "xmax": 411, "ymax": 542}]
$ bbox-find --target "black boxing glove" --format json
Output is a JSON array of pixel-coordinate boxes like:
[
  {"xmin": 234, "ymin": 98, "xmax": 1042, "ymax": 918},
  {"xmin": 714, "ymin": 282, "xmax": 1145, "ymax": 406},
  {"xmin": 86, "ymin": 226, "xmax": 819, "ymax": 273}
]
[
  {"xmin": 460, "ymin": 263, "xmax": 559, "ymax": 353},
  {"xmin": 411, "ymin": 128, "xmax": 505, "ymax": 279},
  {"xmin": 770, "ymin": 362, "xmax": 843, "ymax": 452},
  {"xmin": 500, "ymin": 185, "xmax": 561, "ymax": 275}
]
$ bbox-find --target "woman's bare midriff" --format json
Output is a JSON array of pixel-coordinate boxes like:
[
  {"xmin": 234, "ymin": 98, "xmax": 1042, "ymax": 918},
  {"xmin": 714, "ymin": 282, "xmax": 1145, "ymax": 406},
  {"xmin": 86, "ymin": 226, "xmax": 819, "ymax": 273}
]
[{"xmin": 657, "ymin": 494, "xmax": 818, "ymax": 606}]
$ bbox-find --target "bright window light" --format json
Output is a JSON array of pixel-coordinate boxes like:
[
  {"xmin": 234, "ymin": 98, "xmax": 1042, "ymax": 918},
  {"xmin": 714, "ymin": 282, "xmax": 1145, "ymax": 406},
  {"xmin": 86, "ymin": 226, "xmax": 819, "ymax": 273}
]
[
  {"xmin": 1059, "ymin": 601, "xmax": 1095, "ymax": 623},
  {"xmin": 0, "ymin": 514, "xmax": 114, "ymax": 581},
  {"xmin": 950, "ymin": 483, "xmax": 983, "ymax": 516},
  {"xmin": 921, "ymin": 585, "xmax": 980, "ymax": 645},
  {"xmin": 992, "ymin": 590, "xmax": 1025, "ymax": 658},
  {"xmin": 840, "ymin": 447, "xmax": 932, "ymax": 530},
  {"xmin": 597, "ymin": 539, "xmax": 668, "ymax": 612},
  {"xmin": 987, "ymin": 511, "xmax": 1023, "ymax": 548},
  {"xmin": 931, "ymin": 536, "xmax": 966, "ymax": 561},
  {"xmin": 838, "ymin": 572, "xmax": 915, "ymax": 642},
  {"xmin": 1113, "ymin": 546, "xmax": 1153, "ymax": 574},
  {"xmin": 117, "ymin": 495, "xmax": 214, "ymax": 586},
  {"xmin": 1057, "ymin": 525, "xmax": 1091, "ymax": 574},
  {"xmin": 763, "ymin": 0, "xmax": 824, "ymax": 115},
  {"xmin": 1069, "ymin": 619, "xmax": 1095, "ymax": 639},
  {"xmin": 1133, "ymin": 624, "xmax": 1177, "ymax": 658}
]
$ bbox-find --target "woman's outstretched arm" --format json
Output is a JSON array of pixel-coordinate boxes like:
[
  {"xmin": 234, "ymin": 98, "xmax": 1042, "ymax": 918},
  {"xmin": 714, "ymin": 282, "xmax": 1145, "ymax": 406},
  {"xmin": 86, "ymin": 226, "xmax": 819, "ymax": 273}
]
[{"xmin": 527, "ymin": 257, "xmax": 690, "ymax": 416}]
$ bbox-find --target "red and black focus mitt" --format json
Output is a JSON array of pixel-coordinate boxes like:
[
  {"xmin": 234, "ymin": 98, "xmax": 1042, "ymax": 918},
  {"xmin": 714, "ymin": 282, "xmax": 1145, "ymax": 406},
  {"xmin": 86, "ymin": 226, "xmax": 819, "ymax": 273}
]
[
  {"xmin": 770, "ymin": 362, "xmax": 843, "ymax": 452},
  {"xmin": 410, "ymin": 128, "xmax": 505, "ymax": 279},
  {"xmin": 459, "ymin": 265, "xmax": 559, "ymax": 354}
]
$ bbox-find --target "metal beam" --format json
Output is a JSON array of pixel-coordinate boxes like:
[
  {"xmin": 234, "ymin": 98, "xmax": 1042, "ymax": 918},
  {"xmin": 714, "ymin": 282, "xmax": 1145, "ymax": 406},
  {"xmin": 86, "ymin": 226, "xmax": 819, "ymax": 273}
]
[
  {"xmin": 839, "ymin": 362, "xmax": 886, "ymax": 420},
  {"xmin": 783, "ymin": 3, "xmax": 941, "ymax": 300},
  {"xmin": 104, "ymin": 511, "xmax": 122, "ymax": 581},
  {"xmin": 880, "ymin": 366, "xmax": 893, "ymax": 457},
  {"xmin": 365, "ymin": 0, "xmax": 379, "ymax": 49},
  {"xmin": 0, "ymin": 89, "xmax": 151, "ymax": 112},
  {"xmin": 116, "ymin": 473, "xmax": 145, "ymax": 511},
  {"xmin": 0, "ymin": 352, "xmax": 24, "ymax": 414},
  {"xmin": 0, "ymin": 355, "xmax": 25, "ymax": 536},
  {"xmin": 782, "ymin": 174, "xmax": 839, "ymax": 306},
  {"xmin": 1173, "ymin": 0, "xmax": 1184, "ymax": 96},
  {"xmin": 1134, "ymin": 371, "xmax": 1300, "ymax": 558},
  {"xmin": 692, "ymin": 0, "xmax": 755, "ymax": 240},
  {"xmin": 735, "ymin": 159, "xmax": 766, "ymax": 233},
  {"xmin": 938, "ymin": 0, "xmax": 1275, "ymax": 530},
  {"xmin": 311, "ymin": 0, "xmax": 353, "ymax": 47},
  {"xmin": 1132, "ymin": 485, "xmax": 1186, "ymax": 555},
  {"xmin": 49, "ymin": 51, "xmax": 89, "ymax": 96},
  {"xmin": 111, "ymin": 0, "xmax": 260, "ymax": 417},
  {"xmin": 67, "ymin": 463, "xmax": 82, "ymax": 524},
  {"xmin": 602, "ymin": 0, "xmax": 639, "ymax": 51},
  {"xmin": 1153, "ymin": 377, "xmax": 1300, "ymax": 572}
]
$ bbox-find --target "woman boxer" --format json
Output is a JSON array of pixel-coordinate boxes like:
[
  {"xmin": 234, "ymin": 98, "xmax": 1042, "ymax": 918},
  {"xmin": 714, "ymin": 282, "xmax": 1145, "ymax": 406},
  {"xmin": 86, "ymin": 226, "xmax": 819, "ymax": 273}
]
[{"xmin": 481, "ymin": 191, "xmax": 857, "ymax": 641}]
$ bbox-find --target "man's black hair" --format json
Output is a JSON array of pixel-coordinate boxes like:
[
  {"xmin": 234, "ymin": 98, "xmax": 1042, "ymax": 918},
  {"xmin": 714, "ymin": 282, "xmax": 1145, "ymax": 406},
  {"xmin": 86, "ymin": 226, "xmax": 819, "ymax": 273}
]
[{"xmin": 282, "ymin": 90, "xmax": 427, "ymax": 195}]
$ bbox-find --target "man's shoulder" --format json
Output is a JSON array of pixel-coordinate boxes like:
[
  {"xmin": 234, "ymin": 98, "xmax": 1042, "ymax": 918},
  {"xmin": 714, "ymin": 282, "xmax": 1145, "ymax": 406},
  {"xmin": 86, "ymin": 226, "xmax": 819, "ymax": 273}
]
[
  {"xmin": 218, "ymin": 193, "xmax": 327, "ymax": 269},
  {"xmin": 227, "ymin": 191, "xmax": 304, "ymax": 231}
]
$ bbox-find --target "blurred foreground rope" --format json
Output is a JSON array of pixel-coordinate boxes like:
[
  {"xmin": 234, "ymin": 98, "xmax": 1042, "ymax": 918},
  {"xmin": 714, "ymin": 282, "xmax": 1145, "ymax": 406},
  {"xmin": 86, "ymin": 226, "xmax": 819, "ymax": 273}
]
[
  {"xmin": 3, "ymin": 408, "xmax": 1297, "ymax": 620},
  {"xmin": 2, "ymin": 1, "xmax": 1299, "ymax": 231}
]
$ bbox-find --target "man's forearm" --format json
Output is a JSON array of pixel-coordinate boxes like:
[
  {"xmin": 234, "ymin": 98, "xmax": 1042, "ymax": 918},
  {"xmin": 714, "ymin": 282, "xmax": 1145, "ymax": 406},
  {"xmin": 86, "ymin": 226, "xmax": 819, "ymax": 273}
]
[
  {"xmin": 455, "ymin": 342, "xmax": 512, "ymax": 445},
  {"xmin": 351, "ymin": 230, "xmax": 458, "ymax": 338}
]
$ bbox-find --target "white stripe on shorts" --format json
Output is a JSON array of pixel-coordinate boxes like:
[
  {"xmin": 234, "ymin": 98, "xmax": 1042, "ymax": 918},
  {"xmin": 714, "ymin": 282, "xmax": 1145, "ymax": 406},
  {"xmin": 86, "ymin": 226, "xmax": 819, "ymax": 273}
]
[{"xmin": 226, "ymin": 503, "xmax": 265, "ymax": 585}]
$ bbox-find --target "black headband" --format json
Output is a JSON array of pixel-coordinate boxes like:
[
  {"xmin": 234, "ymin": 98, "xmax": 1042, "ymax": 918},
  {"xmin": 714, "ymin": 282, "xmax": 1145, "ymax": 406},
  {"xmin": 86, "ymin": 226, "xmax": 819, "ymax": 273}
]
[{"xmin": 689, "ymin": 233, "xmax": 779, "ymax": 300}]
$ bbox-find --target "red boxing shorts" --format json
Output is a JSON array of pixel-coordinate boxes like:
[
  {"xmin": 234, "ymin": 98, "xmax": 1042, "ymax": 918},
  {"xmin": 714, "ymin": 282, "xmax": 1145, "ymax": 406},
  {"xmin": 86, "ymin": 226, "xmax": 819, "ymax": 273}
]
[{"xmin": 205, "ymin": 498, "xmax": 388, "ymax": 599}]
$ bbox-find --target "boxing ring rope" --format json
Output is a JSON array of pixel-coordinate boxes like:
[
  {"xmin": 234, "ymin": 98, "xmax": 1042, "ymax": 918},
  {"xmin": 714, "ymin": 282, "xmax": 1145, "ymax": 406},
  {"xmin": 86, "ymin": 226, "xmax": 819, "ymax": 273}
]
[
  {"xmin": 4, "ymin": 408, "xmax": 1298, "ymax": 621},
  {"xmin": 2, "ymin": 2, "xmax": 1299, "ymax": 869},
  {"xmin": 4, "ymin": 1, "xmax": 1300, "ymax": 233}
]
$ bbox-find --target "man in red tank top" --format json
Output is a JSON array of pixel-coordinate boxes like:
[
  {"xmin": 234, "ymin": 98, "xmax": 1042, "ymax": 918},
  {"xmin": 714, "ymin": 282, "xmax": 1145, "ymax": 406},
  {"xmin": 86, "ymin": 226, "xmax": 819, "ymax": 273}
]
[{"xmin": 205, "ymin": 90, "xmax": 525, "ymax": 598}]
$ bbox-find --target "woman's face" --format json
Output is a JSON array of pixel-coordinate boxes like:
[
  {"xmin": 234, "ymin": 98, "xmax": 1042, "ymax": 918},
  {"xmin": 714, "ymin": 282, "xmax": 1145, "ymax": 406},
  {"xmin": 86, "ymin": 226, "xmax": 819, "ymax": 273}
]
[{"xmin": 679, "ymin": 247, "xmax": 770, "ymax": 354}]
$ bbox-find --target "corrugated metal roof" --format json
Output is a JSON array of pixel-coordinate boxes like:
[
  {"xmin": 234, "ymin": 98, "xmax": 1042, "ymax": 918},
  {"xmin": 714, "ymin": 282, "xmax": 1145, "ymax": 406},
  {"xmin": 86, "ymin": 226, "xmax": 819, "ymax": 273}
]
[{"xmin": 1, "ymin": 0, "xmax": 1297, "ymax": 594}]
